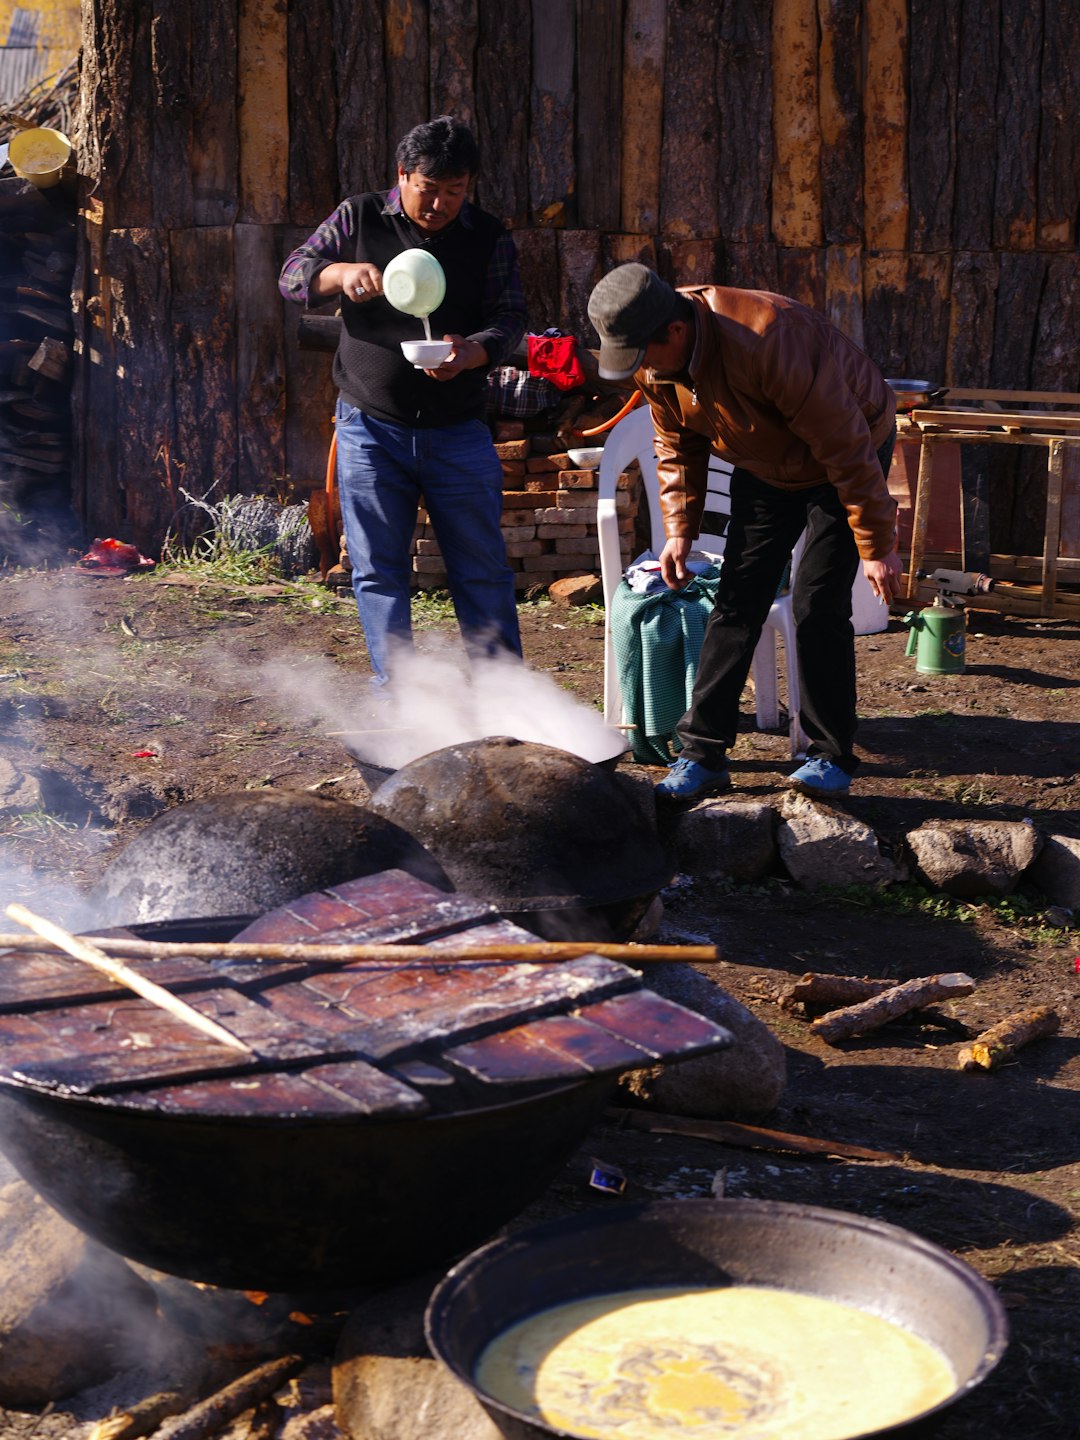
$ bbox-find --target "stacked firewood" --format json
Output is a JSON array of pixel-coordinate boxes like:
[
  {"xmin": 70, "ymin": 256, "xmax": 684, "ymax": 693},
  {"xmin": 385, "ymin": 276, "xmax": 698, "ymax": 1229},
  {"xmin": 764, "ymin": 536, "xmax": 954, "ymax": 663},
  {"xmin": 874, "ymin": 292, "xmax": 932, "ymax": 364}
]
[
  {"xmin": 0, "ymin": 182, "xmax": 75, "ymax": 506},
  {"xmin": 0, "ymin": 63, "xmax": 78, "ymax": 555}
]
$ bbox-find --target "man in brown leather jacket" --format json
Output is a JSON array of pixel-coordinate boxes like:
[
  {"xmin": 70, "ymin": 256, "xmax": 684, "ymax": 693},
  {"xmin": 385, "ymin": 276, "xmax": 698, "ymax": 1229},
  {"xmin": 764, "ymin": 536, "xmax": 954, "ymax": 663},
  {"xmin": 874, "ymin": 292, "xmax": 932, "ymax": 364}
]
[{"xmin": 588, "ymin": 263, "xmax": 903, "ymax": 802}]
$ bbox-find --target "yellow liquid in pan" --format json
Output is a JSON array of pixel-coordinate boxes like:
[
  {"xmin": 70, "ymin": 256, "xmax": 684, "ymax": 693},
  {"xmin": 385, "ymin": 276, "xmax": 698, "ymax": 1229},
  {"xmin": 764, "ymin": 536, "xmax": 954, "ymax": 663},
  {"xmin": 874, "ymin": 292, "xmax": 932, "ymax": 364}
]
[{"xmin": 475, "ymin": 1285, "xmax": 956, "ymax": 1440}]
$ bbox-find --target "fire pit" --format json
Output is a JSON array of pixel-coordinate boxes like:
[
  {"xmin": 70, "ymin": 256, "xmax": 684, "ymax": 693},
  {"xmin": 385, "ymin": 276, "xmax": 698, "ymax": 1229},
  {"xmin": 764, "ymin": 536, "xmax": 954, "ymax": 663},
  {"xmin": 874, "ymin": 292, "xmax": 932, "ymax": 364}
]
[{"xmin": 0, "ymin": 872, "xmax": 730, "ymax": 1291}]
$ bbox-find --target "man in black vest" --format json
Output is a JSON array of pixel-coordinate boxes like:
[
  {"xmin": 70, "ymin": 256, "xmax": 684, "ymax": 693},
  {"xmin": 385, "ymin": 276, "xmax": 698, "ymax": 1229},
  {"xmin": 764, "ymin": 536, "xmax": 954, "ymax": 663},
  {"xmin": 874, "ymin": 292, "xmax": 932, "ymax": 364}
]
[{"xmin": 279, "ymin": 116, "xmax": 526, "ymax": 688}]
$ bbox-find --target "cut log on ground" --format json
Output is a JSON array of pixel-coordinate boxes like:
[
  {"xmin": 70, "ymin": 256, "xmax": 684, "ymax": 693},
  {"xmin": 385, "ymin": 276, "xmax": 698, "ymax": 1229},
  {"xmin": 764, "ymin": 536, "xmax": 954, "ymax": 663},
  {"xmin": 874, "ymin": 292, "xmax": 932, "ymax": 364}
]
[
  {"xmin": 957, "ymin": 1006, "xmax": 1061, "ymax": 1071},
  {"xmin": 779, "ymin": 971, "xmax": 897, "ymax": 1011},
  {"xmin": 809, "ymin": 972, "xmax": 976, "ymax": 1044}
]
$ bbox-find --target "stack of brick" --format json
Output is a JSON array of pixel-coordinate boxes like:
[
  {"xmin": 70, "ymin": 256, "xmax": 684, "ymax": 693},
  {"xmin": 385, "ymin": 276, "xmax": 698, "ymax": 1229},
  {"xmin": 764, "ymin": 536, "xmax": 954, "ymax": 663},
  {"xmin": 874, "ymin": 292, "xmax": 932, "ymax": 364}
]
[{"xmin": 411, "ymin": 431, "xmax": 640, "ymax": 592}]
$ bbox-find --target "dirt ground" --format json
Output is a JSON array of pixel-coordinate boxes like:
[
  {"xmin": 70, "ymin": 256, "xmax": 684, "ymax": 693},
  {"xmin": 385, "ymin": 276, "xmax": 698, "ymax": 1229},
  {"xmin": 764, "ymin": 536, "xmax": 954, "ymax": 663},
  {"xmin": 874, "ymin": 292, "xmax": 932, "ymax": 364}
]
[{"xmin": 0, "ymin": 564, "xmax": 1078, "ymax": 1438}]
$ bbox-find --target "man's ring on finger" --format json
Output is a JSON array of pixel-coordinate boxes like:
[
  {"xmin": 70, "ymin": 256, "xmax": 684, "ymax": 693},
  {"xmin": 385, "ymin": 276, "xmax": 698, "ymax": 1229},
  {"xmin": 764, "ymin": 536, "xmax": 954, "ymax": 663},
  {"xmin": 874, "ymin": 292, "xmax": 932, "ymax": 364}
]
[{"xmin": 354, "ymin": 284, "xmax": 365, "ymax": 297}]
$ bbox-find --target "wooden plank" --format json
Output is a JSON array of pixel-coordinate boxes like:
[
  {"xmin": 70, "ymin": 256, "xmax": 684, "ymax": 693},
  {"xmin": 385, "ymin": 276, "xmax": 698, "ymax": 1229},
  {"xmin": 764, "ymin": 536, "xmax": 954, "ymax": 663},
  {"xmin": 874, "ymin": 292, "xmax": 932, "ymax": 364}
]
[
  {"xmin": 512, "ymin": 226, "xmax": 559, "ymax": 332},
  {"xmin": 992, "ymin": 0, "xmax": 1041, "ymax": 250},
  {"xmin": 946, "ymin": 389, "xmax": 1080, "ymax": 407},
  {"xmin": 170, "ymin": 227, "xmax": 237, "ymax": 503},
  {"xmin": 906, "ymin": 253, "xmax": 952, "ymax": 383},
  {"xmin": 149, "ymin": 2, "xmax": 194, "ymax": 227},
  {"xmin": 83, "ymin": 0, "xmax": 155, "ymax": 227},
  {"xmin": 1043, "ymin": 440, "xmax": 1065, "ymax": 615},
  {"xmin": 430, "ymin": 0, "xmax": 479, "ymax": 124},
  {"xmin": 863, "ymin": 0, "xmax": 908, "ymax": 250},
  {"xmin": 281, "ymin": 226, "xmax": 338, "ymax": 491},
  {"xmin": 385, "ymin": 0, "xmax": 430, "ymax": 167},
  {"xmin": 960, "ymin": 447, "xmax": 991, "ymax": 573},
  {"xmin": 575, "ymin": 0, "xmax": 622, "ymax": 230},
  {"xmin": 556, "ymin": 229, "xmax": 604, "ymax": 346},
  {"xmin": 776, "ymin": 247, "xmax": 824, "ymax": 313},
  {"xmin": 915, "ymin": 410, "xmax": 1080, "ymax": 434},
  {"xmin": 666, "ymin": 239, "xmax": 723, "ymax": 288},
  {"xmin": 770, "ymin": 0, "xmax": 820, "ymax": 247},
  {"xmin": 817, "ymin": 0, "xmax": 861, "ymax": 245},
  {"xmin": 863, "ymin": 252, "xmax": 908, "ymax": 375},
  {"xmin": 238, "ymin": 0, "xmax": 289, "ymax": 224},
  {"xmin": 906, "ymin": 432, "xmax": 937, "ymax": 596},
  {"xmin": 953, "ymin": 0, "xmax": 1000, "ymax": 250},
  {"xmin": 1037, "ymin": 1, "xmax": 1080, "ymax": 248},
  {"xmin": 714, "ymin": 0, "xmax": 772, "ymax": 244},
  {"xmin": 1032, "ymin": 256, "xmax": 1080, "ymax": 397},
  {"xmin": 620, "ymin": 0, "xmax": 666, "ymax": 234},
  {"xmin": 190, "ymin": 0, "xmax": 239, "ymax": 225},
  {"xmin": 236, "ymin": 224, "xmax": 286, "ymax": 496},
  {"xmin": 444, "ymin": 1013, "xmax": 650, "ymax": 1083},
  {"xmin": 528, "ymin": 0, "xmax": 576, "ymax": 226},
  {"xmin": 659, "ymin": 0, "xmax": 720, "ymax": 239},
  {"xmin": 824, "ymin": 244, "xmax": 864, "ymax": 347},
  {"xmin": 474, "ymin": 0, "xmax": 530, "ymax": 227},
  {"xmin": 720, "ymin": 242, "xmax": 779, "ymax": 293},
  {"xmin": 907, "ymin": 0, "xmax": 958, "ymax": 252},
  {"xmin": 147, "ymin": 1065, "xmax": 411, "ymax": 1117},
  {"xmin": 286, "ymin": 2, "xmax": 338, "ymax": 226},
  {"xmin": 331, "ymin": 0, "xmax": 387, "ymax": 196},
  {"xmin": 577, "ymin": 990, "xmax": 731, "ymax": 1060},
  {"xmin": 945, "ymin": 253, "xmax": 1000, "ymax": 388},
  {"xmin": 103, "ymin": 226, "xmax": 176, "ymax": 550}
]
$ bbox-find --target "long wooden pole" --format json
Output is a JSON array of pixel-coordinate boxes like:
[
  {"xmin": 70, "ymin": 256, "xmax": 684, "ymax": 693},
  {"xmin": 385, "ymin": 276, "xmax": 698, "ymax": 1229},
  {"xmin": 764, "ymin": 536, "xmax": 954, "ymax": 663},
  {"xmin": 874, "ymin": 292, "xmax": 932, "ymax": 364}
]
[
  {"xmin": 0, "ymin": 929, "xmax": 718, "ymax": 967},
  {"xmin": 4, "ymin": 905, "xmax": 253, "ymax": 1054}
]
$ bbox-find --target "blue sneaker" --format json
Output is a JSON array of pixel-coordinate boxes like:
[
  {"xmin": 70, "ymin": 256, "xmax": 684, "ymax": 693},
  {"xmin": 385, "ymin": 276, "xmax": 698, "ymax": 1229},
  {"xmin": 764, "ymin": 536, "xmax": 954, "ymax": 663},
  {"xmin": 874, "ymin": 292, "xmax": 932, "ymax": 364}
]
[
  {"xmin": 655, "ymin": 756, "xmax": 731, "ymax": 804},
  {"xmin": 788, "ymin": 755, "xmax": 852, "ymax": 796}
]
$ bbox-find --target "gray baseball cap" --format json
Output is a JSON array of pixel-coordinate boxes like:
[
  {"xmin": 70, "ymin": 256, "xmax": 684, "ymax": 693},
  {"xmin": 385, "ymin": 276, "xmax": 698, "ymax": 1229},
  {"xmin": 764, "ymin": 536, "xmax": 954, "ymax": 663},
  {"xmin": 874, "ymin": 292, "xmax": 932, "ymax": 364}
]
[{"xmin": 587, "ymin": 264, "xmax": 679, "ymax": 380}]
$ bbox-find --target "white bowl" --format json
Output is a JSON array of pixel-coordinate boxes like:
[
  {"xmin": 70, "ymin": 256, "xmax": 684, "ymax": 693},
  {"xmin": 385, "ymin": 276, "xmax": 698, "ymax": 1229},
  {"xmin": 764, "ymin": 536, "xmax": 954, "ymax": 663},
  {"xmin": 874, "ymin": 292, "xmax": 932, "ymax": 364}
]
[
  {"xmin": 567, "ymin": 447, "xmax": 604, "ymax": 469},
  {"xmin": 383, "ymin": 249, "xmax": 447, "ymax": 317},
  {"xmin": 401, "ymin": 339, "xmax": 453, "ymax": 368}
]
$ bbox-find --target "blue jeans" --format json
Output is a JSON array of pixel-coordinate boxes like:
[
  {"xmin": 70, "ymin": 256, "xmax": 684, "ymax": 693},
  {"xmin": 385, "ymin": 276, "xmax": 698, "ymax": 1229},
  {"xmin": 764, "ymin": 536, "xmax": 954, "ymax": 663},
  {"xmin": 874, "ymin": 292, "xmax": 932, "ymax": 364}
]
[{"xmin": 334, "ymin": 403, "xmax": 522, "ymax": 683}]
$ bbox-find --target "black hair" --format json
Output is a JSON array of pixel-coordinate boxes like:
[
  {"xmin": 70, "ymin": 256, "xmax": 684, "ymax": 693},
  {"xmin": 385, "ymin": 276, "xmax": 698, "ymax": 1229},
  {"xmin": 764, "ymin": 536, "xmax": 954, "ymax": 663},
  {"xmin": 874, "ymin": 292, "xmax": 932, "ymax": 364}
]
[
  {"xmin": 396, "ymin": 116, "xmax": 480, "ymax": 179},
  {"xmin": 647, "ymin": 293, "xmax": 693, "ymax": 344}
]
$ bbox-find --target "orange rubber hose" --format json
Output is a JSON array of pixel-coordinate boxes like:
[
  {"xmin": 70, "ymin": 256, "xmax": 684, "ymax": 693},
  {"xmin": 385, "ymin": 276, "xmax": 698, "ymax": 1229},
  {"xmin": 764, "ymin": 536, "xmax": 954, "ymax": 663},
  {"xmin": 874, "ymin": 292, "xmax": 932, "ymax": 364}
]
[{"xmin": 572, "ymin": 389, "xmax": 642, "ymax": 438}]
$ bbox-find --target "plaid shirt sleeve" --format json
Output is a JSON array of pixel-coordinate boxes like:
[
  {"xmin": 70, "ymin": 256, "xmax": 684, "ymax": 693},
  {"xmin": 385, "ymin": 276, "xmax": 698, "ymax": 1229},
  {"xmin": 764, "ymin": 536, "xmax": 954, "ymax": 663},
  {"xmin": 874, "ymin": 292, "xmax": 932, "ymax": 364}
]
[
  {"xmin": 471, "ymin": 229, "xmax": 527, "ymax": 367},
  {"xmin": 278, "ymin": 199, "xmax": 359, "ymax": 306}
]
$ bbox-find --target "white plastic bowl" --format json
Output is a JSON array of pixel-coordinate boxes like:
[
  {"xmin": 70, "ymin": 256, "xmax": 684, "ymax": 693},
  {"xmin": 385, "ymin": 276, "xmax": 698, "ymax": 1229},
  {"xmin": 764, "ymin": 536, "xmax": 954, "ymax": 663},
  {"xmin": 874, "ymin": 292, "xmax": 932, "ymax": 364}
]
[
  {"xmin": 383, "ymin": 249, "xmax": 447, "ymax": 317},
  {"xmin": 401, "ymin": 339, "xmax": 453, "ymax": 368},
  {"xmin": 567, "ymin": 447, "xmax": 604, "ymax": 469}
]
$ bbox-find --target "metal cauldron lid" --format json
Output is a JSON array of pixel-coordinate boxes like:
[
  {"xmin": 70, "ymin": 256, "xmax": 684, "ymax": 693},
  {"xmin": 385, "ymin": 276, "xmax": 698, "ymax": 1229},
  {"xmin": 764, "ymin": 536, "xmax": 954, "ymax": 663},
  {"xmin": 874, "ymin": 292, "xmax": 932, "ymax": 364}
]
[{"xmin": 366, "ymin": 736, "xmax": 671, "ymax": 911}]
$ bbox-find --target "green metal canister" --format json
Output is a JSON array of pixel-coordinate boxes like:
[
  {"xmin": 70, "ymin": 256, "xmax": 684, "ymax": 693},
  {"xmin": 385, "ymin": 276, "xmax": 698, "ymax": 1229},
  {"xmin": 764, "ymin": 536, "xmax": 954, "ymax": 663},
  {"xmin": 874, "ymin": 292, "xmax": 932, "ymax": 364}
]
[{"xmin": 902, "ymin": 599, "xmax": 966, "ymax": 674}]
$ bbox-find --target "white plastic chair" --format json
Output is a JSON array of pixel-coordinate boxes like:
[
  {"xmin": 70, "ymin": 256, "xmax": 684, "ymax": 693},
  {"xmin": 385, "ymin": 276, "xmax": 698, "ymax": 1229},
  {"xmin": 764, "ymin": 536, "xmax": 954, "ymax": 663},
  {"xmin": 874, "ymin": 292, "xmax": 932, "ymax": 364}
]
[{"xmin": 597, "ymin": 406, "xmax": 807, "ymax": 758}]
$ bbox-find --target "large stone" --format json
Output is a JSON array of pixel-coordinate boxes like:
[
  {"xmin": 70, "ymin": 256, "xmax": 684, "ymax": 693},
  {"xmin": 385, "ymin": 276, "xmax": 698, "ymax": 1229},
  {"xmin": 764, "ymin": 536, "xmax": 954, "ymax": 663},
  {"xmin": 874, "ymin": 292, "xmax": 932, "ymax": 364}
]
[
  {"xmin": 616, "ymin": 962, "xmax": 786, "ymax": 1120},
  {"xmin": 1028, "ymin": 833, "xmax": 1080, "ymax": 910},
  {"xmin": 0, "ymin": 1180, "xmax": 159, "ymax": 1406},
  {"xmin": 672, "ymin": 799, "xmax": 776, "ymax": 883},
  {"xmin": 777, "ymin": 792, "xmax": 907, "ymax": 891},
  {"xmin": 334, "ymin": 1272, "xmax": 502, "ymax": 1440},
  {"xmin": 548, "ymin": 573, "xmax": 602, "ymax": 605},
  {"xmin": 906, "ymin": 818, "xmax": 1043, "ymax": 898}
]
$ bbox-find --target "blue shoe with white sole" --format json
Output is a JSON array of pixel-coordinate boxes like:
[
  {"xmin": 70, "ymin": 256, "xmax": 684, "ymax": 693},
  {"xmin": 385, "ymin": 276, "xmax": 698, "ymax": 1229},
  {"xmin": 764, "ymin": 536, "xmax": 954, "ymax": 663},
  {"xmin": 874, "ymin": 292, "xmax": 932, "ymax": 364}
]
[
  {"xmin": 655, "ymin": 756, "xmax": 732, "ymax": 805},
  {"xmin": 788, "ymin": 755, "xmax": 852, "ymax": 796}
]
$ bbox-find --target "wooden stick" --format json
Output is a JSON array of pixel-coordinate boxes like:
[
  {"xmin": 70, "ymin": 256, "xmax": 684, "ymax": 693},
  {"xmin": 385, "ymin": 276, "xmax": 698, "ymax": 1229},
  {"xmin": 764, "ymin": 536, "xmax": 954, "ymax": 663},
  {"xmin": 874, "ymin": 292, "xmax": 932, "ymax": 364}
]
[
  {"xmin": 0, "ymin": 930, "xmax": 718, "ymax": 967},
  {"xmin": 957, "ymin": 1006, "xmax": 1060, "ymax": 1071},
  {"xmin": 4, "ymin": 905, "xmax": 253, "ymax": 1054},
  {"xmin": 778, "ymin": 971, "xmax": 896, "ymax": 1012},
  {"xmin": 153, "ymin": 1355, "xmax": 306, "ymax": 1440},
  {"xmin": 607, "ymin": 1107, "xmax": 902, "ymax": 1163},
  {"xmin": 809, "ymin": 972, "xmax": 976, "ymax": 1044}
]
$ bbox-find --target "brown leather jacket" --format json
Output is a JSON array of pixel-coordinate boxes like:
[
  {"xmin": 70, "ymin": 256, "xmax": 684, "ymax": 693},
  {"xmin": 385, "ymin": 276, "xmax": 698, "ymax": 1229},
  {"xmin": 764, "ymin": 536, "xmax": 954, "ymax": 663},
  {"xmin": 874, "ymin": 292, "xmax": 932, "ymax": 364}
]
[{"xmin": 638, "ymin": 287, "xmax": 898, "ymax": 561}]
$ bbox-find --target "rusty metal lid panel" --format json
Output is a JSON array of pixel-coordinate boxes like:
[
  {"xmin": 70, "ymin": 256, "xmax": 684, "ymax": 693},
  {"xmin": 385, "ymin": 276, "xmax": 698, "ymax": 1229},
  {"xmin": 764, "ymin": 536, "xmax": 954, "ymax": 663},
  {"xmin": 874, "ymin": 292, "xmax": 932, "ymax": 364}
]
[{"xmin": 0, "ymin": 870, "xmax": 731, "ymax": 1120}]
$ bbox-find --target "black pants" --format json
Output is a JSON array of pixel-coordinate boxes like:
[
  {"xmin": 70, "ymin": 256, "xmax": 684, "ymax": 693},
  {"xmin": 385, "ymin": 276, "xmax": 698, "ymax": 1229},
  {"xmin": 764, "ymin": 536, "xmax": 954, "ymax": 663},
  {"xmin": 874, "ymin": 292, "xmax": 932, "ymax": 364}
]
[{"xmin": 676, "ymin": 435, "xmax": 896, "ymax": 773}]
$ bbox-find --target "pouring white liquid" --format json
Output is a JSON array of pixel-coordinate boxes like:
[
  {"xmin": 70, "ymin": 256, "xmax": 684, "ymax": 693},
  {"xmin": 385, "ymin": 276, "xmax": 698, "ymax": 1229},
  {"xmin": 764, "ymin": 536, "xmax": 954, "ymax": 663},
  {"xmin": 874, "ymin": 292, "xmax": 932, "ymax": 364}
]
[{"xmin": 422, "ymin": 315, "xmax": 433, "ymax": 341}]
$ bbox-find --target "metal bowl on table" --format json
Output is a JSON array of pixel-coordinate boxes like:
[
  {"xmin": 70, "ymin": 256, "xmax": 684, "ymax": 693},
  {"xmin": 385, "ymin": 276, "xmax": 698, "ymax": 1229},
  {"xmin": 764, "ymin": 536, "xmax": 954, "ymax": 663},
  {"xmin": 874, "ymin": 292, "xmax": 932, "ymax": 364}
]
[{"xmin": 885, "ymin": 378, "xmax": 949, "ymax": 409}]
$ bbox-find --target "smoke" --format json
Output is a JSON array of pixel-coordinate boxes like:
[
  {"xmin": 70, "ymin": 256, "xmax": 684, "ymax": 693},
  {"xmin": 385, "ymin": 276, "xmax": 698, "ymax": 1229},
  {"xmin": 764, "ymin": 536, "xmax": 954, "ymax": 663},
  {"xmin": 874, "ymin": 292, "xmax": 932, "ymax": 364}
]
[{"xmin": 254, "ymin": 635, "xmax": 625, "ymax": 771}]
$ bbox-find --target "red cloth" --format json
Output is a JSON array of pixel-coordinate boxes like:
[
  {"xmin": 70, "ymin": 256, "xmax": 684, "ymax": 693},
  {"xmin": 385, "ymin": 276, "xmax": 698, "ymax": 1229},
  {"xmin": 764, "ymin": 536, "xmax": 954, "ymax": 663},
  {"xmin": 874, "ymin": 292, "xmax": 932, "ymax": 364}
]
[
  {"xmin": 78, "ymin": 538, "xmax": 156, "ymax": 575},
  {"xmin": 526, "ymin": 334, "xmax": 586, "ymax": 392}
]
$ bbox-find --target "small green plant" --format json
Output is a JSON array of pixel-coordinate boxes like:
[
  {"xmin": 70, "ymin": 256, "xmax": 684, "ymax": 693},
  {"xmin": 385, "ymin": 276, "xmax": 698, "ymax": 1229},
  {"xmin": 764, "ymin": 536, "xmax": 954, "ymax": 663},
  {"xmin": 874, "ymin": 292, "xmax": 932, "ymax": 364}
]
[{"xmin": 410, "ymin": 589, "xmax": 457, "ymax": 627}]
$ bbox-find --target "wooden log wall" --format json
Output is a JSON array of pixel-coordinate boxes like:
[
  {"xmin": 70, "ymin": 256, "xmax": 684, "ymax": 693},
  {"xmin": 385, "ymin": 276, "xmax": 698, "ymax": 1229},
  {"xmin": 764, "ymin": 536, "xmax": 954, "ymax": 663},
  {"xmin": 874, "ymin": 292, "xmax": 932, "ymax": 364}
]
[{"xmin": 74, "ymin": 0, "xmax": 1080, "ymax": 556}]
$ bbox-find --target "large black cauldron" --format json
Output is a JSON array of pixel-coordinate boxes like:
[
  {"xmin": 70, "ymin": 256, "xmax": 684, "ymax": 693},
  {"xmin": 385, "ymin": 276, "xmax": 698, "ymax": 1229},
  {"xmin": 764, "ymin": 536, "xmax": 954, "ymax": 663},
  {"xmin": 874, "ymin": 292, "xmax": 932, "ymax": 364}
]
[{"xmin": 367, "ymin": 737, "xmax": 671, "ymax": 941}]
